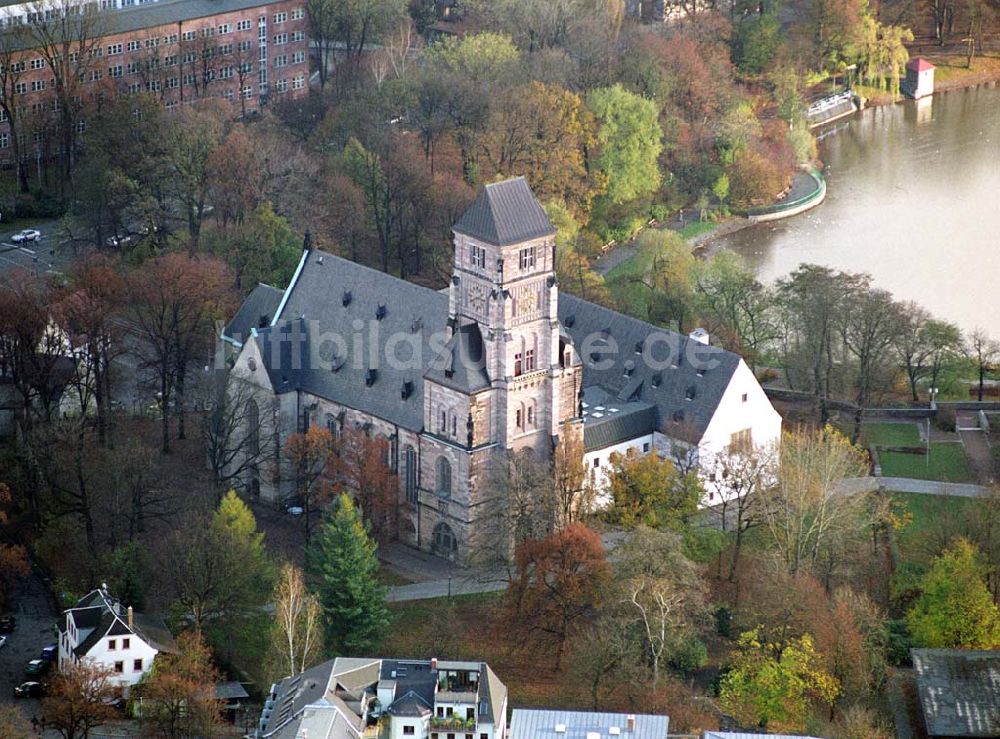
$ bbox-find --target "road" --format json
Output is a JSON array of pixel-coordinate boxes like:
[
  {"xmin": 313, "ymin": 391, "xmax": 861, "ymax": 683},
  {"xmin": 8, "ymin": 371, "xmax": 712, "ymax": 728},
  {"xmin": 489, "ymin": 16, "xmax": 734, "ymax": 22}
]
[
  {"xmin": 0, "ymin": 569, "xmax": 59, "ymax": 724},
  {"xmin": 0, "ymin": 220, "xmax": 71, "ymax": 279}
]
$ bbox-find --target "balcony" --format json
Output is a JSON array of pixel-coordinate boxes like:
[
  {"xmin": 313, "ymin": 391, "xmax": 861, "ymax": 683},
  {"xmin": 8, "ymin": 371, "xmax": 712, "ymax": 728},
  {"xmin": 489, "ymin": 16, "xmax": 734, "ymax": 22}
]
[{"xmin": 429, "ymin": 717, "xmax": 476, "ymax": 731}]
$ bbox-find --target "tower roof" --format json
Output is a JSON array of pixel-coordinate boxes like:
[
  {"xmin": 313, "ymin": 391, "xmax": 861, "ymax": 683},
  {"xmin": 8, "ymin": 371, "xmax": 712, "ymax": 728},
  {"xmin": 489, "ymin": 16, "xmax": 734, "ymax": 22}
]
[{"xmin": 453, "ymin": 177, "xmax": 556, "ymax": 246}]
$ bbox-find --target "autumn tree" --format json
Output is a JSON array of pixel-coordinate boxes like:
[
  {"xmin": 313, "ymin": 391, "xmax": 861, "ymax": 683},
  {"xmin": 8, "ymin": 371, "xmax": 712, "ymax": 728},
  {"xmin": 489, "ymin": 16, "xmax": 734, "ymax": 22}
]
[
  {"xmin": 329, "ymin": 428, "xmax": 397, "ymax": 544},
  {"xmin": 505, "ymin": 523, "xmax": 610, "ymax": 666},
  {"xmin": 759, "ymin": 426, "xmax": 870, "ymax": 575},
  {"xmin": 893, "ymin": 307, "xmax": 962, "ymax": 402},
  {"xmin": 128, "ymin": 253, "xmax": 233, "ymax": 452},
  {"xmin": 53, "ymin": 254, "xmax": 126, "ymax": 446},
  {"xmin": 480, "ymin": 82, "xmax": 603, "ymax": 214},
  {"xmin": 27, "ymin": 0, "xmax": 110, "ymax": 186},
  {"xmin": 586, "ymin": 84, "xmax": 662, "ymax": 205},
  {"xmin": 719, "ymin": 628, "xmax": 840, "ymax": 733},
  {"xmin": 270, "ymin": 563, "xmax": 323, "ymax": 679},
  {"xmin": 604, "ymin": 449, "xmax": 701, "ymax": 535},
  {"xmin": 41, "ymin": 661, "xmax": 119, "ymax": 739},
  {"xmin": 284, "ymin": 426, "xmax": 337, "ymax": 541},
  {"xmin": 162, "ymin": 491, "xmax": 272, "ymax": 633},
  {"xmin": 475, "ymin": 449, "xmax": 557, "ymax": 575},
  {"xmin": 207, "ymin": 126, "xmax": 264, "ymax": 229},
  {"xmin": 0, "ymin": 482, "xmax": 30, "ymax": 609},
  {"xmin": 907, "ymin": 538, "xmax": 1000, "ymax": 649},
  {"xmin": 705, "ymin": 444, "xmax": 777, "ymax": 583},
  {"xmin": 726, "ymin": 145, "xmax": 789, "ymax": 208},
  {"xmin": 615, "ymin": 527, "xmax": 705, "ymax": 685},
  {"xmin": 553, "ymin": 424, "xmax": 592, "ymax": 525},
  {"xmin": 139, "ymin": 631, "xmax": 223, "ymax": 737},
  {"xmin": 308, "ymin": 494, "xmax": 389, "ymax": 654},
  {"xmin": 0, "ymin": 706, "xmax": 32, "ymax": 738}
]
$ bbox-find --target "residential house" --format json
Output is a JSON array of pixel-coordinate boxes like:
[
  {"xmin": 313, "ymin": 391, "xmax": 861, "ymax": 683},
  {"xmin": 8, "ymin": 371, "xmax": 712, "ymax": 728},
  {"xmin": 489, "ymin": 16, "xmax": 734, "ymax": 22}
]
[
  {"xmin": 258, "ymin": 657, "xmax": 507, "ymax": 739},
  {"xmin": 57, "ymin": 585, "xmax": 177, "ymax": 696}
]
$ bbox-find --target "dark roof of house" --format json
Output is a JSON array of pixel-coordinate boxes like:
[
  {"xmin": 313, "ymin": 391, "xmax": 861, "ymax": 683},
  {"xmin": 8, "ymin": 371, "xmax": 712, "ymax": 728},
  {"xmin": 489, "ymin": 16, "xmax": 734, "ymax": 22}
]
[
  {"xmin": 912, "ymin": 648, "xmax": 1000, "ymax": 737},
  {"xmin": 453, "ymin": 177, "xmax": 555, "ymax": 246},
  {"xmin": 223, "ymin": 283, "xmax": 284, "ymax": 347},
  {"xmin": 68, "ymin": 589, "xmax": 176, "ymax": 656},
  {"xmin": 216, "ymin": 682, "xmax": 251, "ymax": 701},
  {"xmin": 558, "ymin": 294, "xmax": 740, "ymax": 443},
  {"xmin": 386, "ymin": 690, "xmax": 432, "ymax": 717},
  {"xmin": 263, "ymin": 659, "xmax": 341, "ymax": 738},
  {"xmin": 581, "ymin": 386, "xmax": 657, "ymax": 452},
  {"xmin": 380, "ymin": 659, "xmax": 438, "ymax": 710},
  {"xmin": 424, "ymin": 322, "xmax": 490, "ymax": 393},
  {"xmin": 509, "ymin": 710, "xmax": 669, "ymax": 739},
  {"xmin": 260, "ymin": 250, "xmax": 450, "ymax": 431}
]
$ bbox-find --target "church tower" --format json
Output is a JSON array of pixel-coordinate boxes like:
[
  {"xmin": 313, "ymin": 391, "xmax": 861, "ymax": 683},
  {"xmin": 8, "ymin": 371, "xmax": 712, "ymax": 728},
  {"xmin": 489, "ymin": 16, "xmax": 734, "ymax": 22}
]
[
  {"xmin": 449, "ymin": 177, "xmax": 582, "ymax": 453},
  {"xmin": 416, "ymin": 177, "xmax": 583, "ymax": 561}
]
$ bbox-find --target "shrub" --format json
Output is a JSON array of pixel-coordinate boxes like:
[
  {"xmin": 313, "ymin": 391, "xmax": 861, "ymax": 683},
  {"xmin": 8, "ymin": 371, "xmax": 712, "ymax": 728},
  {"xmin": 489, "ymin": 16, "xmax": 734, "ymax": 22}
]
[
  {"xmin": 649, "ymin": 203, "xmax": 670, "ymax": 222},
  {"xmin": 715, "ymin": 605, "xmax": 734, "ymax": 637},
  {"xmin": 669, "ymin": 637, "xmax": 708, "ymax": 676},
  {"xmin": 14, "ymin": 190, "xmax": 66, "ymax": 219},
  {"xmin": 788, "ymin": 126, "xmax": 817, "ymax": 164},
  {"xmin": 934, "ymin": 407, "xmax": 956, "ymax": 432}
]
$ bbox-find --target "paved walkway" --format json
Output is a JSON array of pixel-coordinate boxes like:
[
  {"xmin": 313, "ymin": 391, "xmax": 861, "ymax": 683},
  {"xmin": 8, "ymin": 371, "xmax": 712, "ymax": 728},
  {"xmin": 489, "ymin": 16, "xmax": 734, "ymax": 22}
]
[
  {"xmin": 837, "ymin": 476, "xmax": 992, "ymax": 498},
  {"xmin": 956, "ymin": 412, "xmax": 994, "ymax": 485}
]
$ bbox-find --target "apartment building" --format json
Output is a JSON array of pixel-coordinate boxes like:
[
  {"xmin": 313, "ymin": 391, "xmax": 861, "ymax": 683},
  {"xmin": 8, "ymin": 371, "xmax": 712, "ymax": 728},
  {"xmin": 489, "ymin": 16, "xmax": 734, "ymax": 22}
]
[
  {"xmin": 0, "ymin": 0, "xmax": 309, "ymax": 159},
  {"xmin": 258, "ymin": 657, "xmax": 508, "ymax": 739}
]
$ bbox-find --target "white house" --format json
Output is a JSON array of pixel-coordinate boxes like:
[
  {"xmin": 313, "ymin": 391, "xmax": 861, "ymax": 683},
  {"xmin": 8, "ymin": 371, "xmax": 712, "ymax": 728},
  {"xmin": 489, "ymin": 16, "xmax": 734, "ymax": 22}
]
[
  {"xmin": 57, "ymin": 586, "xmax": 177, "ymax": 696},
  {"xmin": 258, "ymin": 657, "xmax": 507, "ymax": 739}
]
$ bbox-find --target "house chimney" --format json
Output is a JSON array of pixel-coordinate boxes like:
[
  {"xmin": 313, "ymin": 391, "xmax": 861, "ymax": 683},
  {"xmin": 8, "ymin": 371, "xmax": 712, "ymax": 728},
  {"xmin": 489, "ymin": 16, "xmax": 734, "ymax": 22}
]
[
  {"xmin": 127, "ymin": 606, "xmax": 133, "ymax": 630},
  {"xmin": 688, "ymin": 328, "xmax": 709, "ymax": 345},
  {"xmin": 431, "ymin": 657, "xmax": 438, "ymax": 671},
  {"xmin": 626, "ymin": 715, "xmax": 635, "ymax": 733}
]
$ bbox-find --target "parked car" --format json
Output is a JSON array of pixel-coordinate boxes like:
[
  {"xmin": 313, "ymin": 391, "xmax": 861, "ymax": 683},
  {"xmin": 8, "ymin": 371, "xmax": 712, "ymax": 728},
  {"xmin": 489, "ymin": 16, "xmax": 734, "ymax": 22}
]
[
  {"xmin": 24, "ymin": 658, "xmax": 50, "ymax": 678},
  {"xmin": 0, "ymin": 615, "xmax": 15, "ymax": 632},
  {"xmin": 13, "ymin": 681, "xmax": 45, "ymax": 698},
  {"xmin": 0, "ymin": 635, "xmax": 6, "ymax": 649},
  {"xmin": 40, "ymin": 644, "xmax": 57, "ymax": 661},
  {"xmin": 11, "ymin": 229, "xmax": 41, "ymax": 243}
]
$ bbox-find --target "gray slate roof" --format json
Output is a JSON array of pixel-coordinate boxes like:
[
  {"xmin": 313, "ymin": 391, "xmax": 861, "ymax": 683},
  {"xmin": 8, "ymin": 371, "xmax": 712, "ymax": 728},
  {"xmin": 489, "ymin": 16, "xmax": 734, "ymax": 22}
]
[
  {"xmin": 223, "ymin": 283, "xmax": 284, "ymax": 347},
  {"xmin": 559, "ymin": 294, "xmax": 740, "ymax": 443},
  {"xmin": 68, "ymin": 589, "xmax": 176, "ymax": 657},
  {"xmin": 581, "ymin": 386, "xmax": 657, "ymax": 452},
  {"xmin": 234, "ymin": 249, "xmax": 742, "ymax": 443},
  {"xmin": 263, "ymin": 250, "xmax": 450, "ymax": 432},
  {"xmin": 912, "ymin": 648, "xmax": 1000, "ymax": 737},
  {"xmin": 509, "ymin": 709, "xmax": 669, "ymax": 739},
  {"xmin": 453, "ymin": 177, "xmax": 556, "ymax": 246},
  {"xmin": 263, "ymin": 659, "xmax": 342, "ymax": 738},
  {"xmin": 423, "ymin": 322, "xmax": 490, "ymax": 393}
]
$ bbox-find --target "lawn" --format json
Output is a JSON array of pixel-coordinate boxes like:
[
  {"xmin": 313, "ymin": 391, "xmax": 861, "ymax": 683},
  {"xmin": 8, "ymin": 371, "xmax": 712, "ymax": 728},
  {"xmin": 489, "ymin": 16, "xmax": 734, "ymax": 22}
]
[
  {"xmin": 678, "ymin": 220, "xmax": 717, "ymax": 239},
  {"xmin": 861, "ymin": 422, "xmax": 921, "ymax": 448},
  {"xmin": 604, "ymin": 240, "xmax": 658, "ymax": 319},
  {"xmin": 878, "ymin": 443, "xmax": 974, "ymax": 482},
  {"xmin": 859, "ymin": 422, "xmax": 974, "ymax": 483}
]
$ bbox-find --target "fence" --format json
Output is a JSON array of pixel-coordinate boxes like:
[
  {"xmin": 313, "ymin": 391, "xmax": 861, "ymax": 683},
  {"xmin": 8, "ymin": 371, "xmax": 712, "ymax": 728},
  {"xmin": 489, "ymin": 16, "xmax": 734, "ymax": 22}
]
[{"xmin": 739, "ymin": 168, "xmax": 826, "ymax": 222}]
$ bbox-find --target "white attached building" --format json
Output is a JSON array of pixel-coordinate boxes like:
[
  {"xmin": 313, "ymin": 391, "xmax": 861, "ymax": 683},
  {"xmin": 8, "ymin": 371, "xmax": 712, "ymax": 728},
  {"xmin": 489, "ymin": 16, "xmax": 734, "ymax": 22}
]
[
  {"xmin": 57, "ymin": 586, "xmax": 177, "ymax": 696},
  {"xmin": 258, "ymin": 657, "xmax": 507, "ymax": 739}
]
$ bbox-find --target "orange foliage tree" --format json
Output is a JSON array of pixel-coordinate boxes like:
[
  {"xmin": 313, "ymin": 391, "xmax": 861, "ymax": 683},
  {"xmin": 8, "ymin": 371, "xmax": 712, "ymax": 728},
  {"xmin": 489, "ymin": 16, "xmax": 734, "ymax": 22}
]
[
  {"xmin": 0, "ymin": 482, "xmax": 29, "ymax": 610},
  {"xmin": 284, "ymin": 426, "xmax": 337, "ymax": 542},
  {"xmin": 41, "ymin": 661, "xmax": 119, "ymax": 739},
  {"xmin": 139, "ymin": 631, "xmax": 222, "ymax": 737},
  {"xmin": 505, "ymin": 523, "xmax": 611, "ymax": 667}
]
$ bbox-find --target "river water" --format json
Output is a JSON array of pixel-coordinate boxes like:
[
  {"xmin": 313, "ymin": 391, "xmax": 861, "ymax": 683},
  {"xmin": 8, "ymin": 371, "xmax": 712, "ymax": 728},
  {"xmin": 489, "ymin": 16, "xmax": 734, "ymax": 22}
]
[{"xmin": 718, "ymin": 86, "xmax": 1000, "ymax": 334}]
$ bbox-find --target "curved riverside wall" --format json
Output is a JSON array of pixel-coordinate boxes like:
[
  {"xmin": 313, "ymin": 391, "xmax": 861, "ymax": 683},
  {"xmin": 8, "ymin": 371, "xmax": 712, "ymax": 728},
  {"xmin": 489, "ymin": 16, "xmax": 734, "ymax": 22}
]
[{"xmin": 740, "ymin": 167, "xmax": 827, "ymax": 223}]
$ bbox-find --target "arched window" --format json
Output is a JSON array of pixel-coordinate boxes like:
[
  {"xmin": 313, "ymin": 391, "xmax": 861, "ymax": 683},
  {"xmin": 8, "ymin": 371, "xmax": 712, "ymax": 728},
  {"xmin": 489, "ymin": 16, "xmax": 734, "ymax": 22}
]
[
  {"xmin": 245, "ymin": 399, "xmax": 260, "ymax": 456},
  {"xmin": 432, "ymin": 521, "xmax": 458, "ymax": 558},
  {"xmin": 435, "ymin": 456, "xmax": 452, "ymax": 497}
]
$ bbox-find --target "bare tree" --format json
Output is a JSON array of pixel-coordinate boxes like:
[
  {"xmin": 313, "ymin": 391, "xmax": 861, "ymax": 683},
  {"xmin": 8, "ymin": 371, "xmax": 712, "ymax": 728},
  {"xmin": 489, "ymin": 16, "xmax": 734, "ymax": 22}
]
[
  {"xmin": 272, "ymin": 563, "xmax": 322, "ymax": 678},
  {"xmin": 28, "ymin": 0, "xmax": 110, "ymax": 186},
  {"xmin": 201, "ymin": 370, "xmax": 274, "ymax": 500},
  {"xmin": 0, "ymin": 25, "xmax": 32, "ymax": 192},
  {"xmin": 967, "ymin": 329, "xmax": 999, "ymax": 402}
]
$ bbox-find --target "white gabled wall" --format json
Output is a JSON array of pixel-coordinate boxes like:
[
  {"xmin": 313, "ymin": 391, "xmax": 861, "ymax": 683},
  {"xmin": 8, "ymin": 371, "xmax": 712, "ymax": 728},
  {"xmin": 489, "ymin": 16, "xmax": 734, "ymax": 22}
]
[
  {"xmin": 583, "ymin": 434, "xmax": 654, "ymax": 505},
  {"xmin": 82, "ymin": 627, "xmax": 159, "ymax": 695}
]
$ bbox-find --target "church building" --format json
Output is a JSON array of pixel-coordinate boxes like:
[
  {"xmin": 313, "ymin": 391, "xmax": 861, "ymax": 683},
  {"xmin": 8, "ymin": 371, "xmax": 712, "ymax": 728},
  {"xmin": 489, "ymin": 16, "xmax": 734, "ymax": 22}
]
[{"xmin": 222, "ymin": 177, "xmax": 782, "ymax": 562}]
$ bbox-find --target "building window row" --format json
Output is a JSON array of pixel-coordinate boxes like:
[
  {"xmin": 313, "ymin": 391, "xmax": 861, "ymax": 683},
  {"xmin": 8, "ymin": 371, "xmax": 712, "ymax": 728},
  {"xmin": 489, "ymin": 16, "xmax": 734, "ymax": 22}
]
[
  {"xmin": 291, "ymin": 7, "xmax": 305, "ymax": 19},
  {"xmin": 273, "ymin": 11, "xmax": 287, "ymax": 23}
]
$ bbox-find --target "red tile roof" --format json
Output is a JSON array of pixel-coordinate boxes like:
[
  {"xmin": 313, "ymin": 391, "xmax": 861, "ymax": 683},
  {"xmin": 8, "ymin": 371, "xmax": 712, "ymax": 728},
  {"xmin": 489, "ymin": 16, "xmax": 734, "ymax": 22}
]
[{"xmin": 907, "ymin": 57, "xmax": 935, "ymax": 72}]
